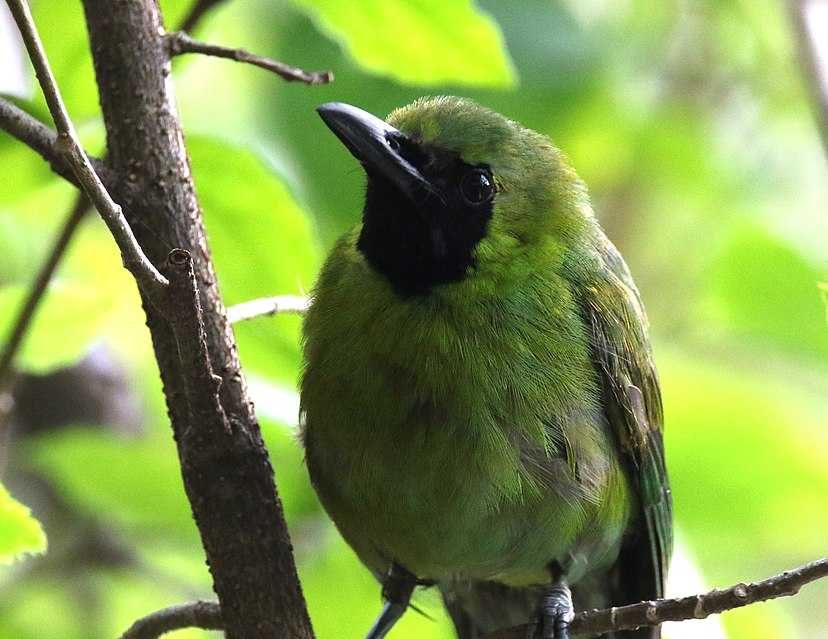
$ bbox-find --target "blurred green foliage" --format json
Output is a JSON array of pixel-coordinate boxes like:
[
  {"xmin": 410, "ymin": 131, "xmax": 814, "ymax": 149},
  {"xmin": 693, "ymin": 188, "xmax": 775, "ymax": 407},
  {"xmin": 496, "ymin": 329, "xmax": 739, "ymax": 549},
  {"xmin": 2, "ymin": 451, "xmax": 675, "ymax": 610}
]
[{"xmin": 1, "ymin": 1, "xmax": 826, "ymax": 638}]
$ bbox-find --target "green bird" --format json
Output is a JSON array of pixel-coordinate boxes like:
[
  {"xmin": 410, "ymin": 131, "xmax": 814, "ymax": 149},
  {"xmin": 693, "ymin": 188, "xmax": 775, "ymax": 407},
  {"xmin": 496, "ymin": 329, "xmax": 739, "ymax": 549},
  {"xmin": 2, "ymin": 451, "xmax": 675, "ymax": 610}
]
[{"xmin": 301, "ymin": 97, "xmax": 672, "ymax": 639}]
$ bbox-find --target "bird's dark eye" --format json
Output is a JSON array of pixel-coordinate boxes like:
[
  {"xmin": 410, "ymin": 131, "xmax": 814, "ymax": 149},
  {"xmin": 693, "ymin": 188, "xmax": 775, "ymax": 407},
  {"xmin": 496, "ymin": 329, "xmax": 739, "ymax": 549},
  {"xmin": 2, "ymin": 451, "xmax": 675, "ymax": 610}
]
[{"xmin": 459, "ymin": 169, "xmax": 495, "ymax": 206}]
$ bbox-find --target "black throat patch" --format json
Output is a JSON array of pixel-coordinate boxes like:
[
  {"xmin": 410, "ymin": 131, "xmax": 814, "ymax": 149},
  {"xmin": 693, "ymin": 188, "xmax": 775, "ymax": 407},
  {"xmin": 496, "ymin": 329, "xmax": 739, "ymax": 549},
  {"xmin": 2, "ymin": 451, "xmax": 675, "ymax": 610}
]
[{"xmin": 357, "ymin": 149, "xmax": 495, "ymax": 296}]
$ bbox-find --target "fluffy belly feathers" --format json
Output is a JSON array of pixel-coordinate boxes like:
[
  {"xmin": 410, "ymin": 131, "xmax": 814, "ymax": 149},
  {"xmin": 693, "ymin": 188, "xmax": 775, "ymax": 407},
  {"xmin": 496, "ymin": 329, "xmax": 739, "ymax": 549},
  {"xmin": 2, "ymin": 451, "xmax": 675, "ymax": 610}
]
[{"xmin": 301, "ymin": 350, "xmax": 630, "ymax": 587}]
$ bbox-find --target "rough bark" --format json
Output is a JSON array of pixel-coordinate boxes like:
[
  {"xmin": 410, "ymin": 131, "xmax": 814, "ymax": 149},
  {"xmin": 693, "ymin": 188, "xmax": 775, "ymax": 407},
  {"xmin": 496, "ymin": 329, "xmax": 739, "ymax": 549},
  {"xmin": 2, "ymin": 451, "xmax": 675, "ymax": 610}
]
[{"xmin": 78, "ymin": 1, "xmax": 313, "ymax": 637}]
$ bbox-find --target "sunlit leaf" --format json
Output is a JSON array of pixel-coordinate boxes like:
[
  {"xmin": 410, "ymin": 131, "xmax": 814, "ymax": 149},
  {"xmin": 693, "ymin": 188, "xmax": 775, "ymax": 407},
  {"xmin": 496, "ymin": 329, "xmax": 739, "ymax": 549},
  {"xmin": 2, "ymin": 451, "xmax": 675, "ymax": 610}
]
[
  {"xmin": 287, "ymin": 0, "xmax": 516, "ymax": 87},
  {"xmin": 0, "ymin": 482, "xmax": 46, "ymax": 565}
]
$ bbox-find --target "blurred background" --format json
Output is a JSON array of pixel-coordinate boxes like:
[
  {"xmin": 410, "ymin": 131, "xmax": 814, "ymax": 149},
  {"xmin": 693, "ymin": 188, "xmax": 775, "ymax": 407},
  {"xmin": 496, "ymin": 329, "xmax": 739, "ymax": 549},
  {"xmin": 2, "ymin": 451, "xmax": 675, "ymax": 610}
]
[{"xmin": 1, "ymin": 1, "xmax": 826, "ymax": 638}]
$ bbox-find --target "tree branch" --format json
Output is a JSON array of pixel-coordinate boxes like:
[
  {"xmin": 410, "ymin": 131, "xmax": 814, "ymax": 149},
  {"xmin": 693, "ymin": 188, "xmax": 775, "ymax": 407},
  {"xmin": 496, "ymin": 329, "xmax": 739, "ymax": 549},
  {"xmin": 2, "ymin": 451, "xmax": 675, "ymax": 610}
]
[
  {"xmin": 77, "ymin": 0, "xmax": 315, "ymax": 636},
  {"xmin": 790, "ymin": 0, "xmax": 828, "ymax": 157},
  {"xmin": 0, "ymin": 98, "xmax": 112, "ymax": 187},
  {"xmin": 482, "ymin": 557, "xmax": 828, "ymax": 638},
  {"xmin": 227, "ymin": 295, "xmax": 309, "ymax": 324},
  {"xmin": 117, "ymin": 558, "xmax": 828, "ymax": 639},
  {"xmin": 5, "ymin": 0, "xmax": 168, "ymax": 297},
  {"xmin": 118, "ymin": 601, "xmax": 222, "ymax": 639},
  {"xmin": 165, "ymin": 31, "xmax": 333, "ymax": 85}
]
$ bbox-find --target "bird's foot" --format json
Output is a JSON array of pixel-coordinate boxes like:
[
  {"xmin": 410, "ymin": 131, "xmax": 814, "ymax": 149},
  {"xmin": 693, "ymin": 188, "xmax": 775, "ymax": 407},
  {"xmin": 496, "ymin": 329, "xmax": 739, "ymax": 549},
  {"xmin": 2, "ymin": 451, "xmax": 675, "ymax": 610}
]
[
  {"xmin": 364, "ymin": 564, "xmax": 417, "ymax": 639},
  {"xmin": 537, "ymin": 580, "xmax": 574, "ymax": 639}
]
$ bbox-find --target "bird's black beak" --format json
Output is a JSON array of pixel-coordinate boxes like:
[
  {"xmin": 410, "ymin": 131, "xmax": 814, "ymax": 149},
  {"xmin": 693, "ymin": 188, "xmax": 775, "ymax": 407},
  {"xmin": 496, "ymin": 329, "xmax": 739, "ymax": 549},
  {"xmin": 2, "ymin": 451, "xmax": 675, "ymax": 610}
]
[{"xmin": 317, "ymin": 102, "xmax": 432, "ymax": 202}]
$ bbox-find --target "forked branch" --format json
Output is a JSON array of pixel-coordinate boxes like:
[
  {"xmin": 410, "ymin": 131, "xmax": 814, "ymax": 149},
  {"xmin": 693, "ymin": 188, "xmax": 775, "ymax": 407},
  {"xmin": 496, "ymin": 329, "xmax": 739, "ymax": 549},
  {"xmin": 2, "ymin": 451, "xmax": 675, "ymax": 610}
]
[
  {"xmin": 0, "ymin": 0, "xmax": 263, "ymax": 388},
  {"xmin": 0, "ymin": 98, "xmax": 112, "ymax": 186},
  {"xmin": 5, "ymin": 0, "xmax": 168, "ymax": 297}
]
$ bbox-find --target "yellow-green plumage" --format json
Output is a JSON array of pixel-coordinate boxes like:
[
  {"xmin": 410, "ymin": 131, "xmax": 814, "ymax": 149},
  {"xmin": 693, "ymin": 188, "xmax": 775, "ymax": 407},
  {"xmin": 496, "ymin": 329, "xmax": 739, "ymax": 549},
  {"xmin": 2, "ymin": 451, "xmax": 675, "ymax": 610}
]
[{"xmin": 301, "ymin": 97, "xmax": 671, "ymax": 639}]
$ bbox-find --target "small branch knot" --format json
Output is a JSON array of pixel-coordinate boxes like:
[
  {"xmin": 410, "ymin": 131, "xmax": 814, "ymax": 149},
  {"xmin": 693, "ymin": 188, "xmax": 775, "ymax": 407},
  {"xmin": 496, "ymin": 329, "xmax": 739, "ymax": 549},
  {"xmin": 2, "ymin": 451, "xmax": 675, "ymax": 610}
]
[
  {"xmin": 56, "ymin": 131, "xmax": 74, "ymax": 153},
  {"xmin": 164, "ymin": 32, "xmax": 183, "ymax": 56},
  {"xmin": 168, "ymin": 247, "xmax": 192, "ymax": 267},
  {"xmin": 693, "ymin": 595, "xmax": 706, "ymax": 619}
]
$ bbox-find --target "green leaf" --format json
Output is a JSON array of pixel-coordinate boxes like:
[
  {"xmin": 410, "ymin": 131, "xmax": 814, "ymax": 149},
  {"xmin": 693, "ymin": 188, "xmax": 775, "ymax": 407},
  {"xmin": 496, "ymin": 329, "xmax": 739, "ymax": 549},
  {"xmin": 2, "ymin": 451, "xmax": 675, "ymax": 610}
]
[
  {"xmin": 660, "ymin": 348, "xmax": 828, "ymax": 638},
  {"xmin": 287, "ymin": 0, "xmax": 516, "ymax": 87},
  {"xmin": 0, "ymin": 482, "xmax": 47, "ymax": 565},
  {"xmin": 188, "ymin": 136, "xmax": 320, "ymax": 385},
  {"xmin": 661, "ymin": 349, "xmax": 828, "ymax": 575},
  {"xmin": 700, "ymin": 223, "xmax": 828, "ymax": 362},
  {"xmin": 0, "ymin": 167, "xmax": 148, "ymax": 373}
]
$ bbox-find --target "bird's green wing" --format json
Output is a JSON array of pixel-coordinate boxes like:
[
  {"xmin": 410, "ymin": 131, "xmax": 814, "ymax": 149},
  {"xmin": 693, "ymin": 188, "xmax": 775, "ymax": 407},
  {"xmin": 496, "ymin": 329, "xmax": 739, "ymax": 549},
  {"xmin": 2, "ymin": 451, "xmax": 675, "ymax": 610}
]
[{"xmin": 580, "ymin": 237, "xmax": 672, "ymax": 602}]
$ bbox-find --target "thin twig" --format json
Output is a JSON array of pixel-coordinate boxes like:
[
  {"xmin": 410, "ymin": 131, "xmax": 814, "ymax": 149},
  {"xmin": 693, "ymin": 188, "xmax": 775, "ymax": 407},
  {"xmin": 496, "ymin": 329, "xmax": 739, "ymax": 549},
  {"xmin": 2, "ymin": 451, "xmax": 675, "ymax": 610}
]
[
  {"xmin": 0, "ymin": 195, "xmax": 89, "ymax": 389},
  {"xmin": 0, "ymin": 98, "xmax": 112, "ymax": 186},
  {"xmin": 227, "ymin": 295, "xmax": 309, "ymax": 323},
  {"xmin": 116, "ymin": 558, "xmax": 828, "ymax": 639},
  {"xmin": 5, "ymin": 0, "xmax": 168, "ymax": 296},
  {"xmin": 177, "ymin": 0, "xmax": 227, "ymax": 34},
  {"xmin": 118, "ymin": 600, "xmax": 222, "ymax": 639},
  {"xmin": 165, "ymin": 32, "xmax": 333, "ymax": 85},
  {"xmin": 790, "ymin": 0, "xmax": 828, "ymax": 157},
  {"xmin": 482, "ymin": 557, "xmax": 828, "ymax": 638}
]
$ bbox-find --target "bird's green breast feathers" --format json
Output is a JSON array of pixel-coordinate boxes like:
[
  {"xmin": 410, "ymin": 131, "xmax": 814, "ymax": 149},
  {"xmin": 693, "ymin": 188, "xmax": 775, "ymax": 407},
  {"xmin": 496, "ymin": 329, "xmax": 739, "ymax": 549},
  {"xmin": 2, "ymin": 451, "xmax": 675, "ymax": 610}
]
[{"xmin": 300, "ymin": 229, "xmax": 631, "ymax": 584}]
